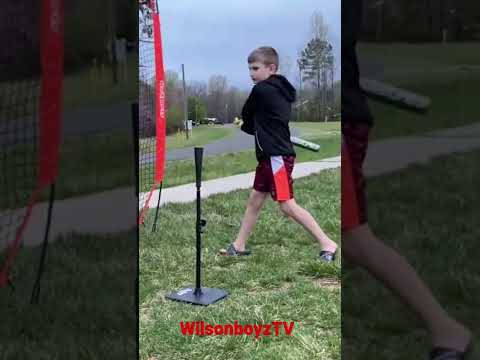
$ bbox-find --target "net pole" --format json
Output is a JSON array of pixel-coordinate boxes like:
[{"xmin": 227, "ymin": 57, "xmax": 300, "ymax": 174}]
[
  {"xmin": 182, "ymin": 64, "xmax": 189, "ymax": 140},
  {"xmin": 30, "ymin": 182, "xmax": 55, "ymax": 304},
  {"xmin": 132, "ymin": 103, "xmax": 139, "ymax": 198},
  {"xmin": 151, "ymin": 181, "xmax": 162, "ymax": 232}
]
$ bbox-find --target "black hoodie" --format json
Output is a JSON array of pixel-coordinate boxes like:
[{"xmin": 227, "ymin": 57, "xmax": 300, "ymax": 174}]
[
  {"xmin": 342, "ymin": 0, "xmax": 373, "ymax": 125},
  {"xmin": 241, "ymin": 74, "xmax": 297, "ymax": 161}
]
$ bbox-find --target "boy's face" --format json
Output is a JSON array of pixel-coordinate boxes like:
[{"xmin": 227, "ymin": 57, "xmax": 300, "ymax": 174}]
[{"xmin": 248, "ymin": 61, "xmax": 276, "ymax": 84}]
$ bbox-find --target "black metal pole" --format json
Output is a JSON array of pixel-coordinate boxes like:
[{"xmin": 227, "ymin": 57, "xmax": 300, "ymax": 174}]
[
  {"xmin": 31, "ymin": 182, "xmax": 55, "ymax": 304},
  {"xmin": 194, "ymin": 147, "xmax": 203, "ymax": 295},
  {"xmin": 152, "ymin": 182, "xmax": 162, "ymax": 232},
  {"xmin": 132, "ymin": 103, "xmax": 139, "ymax": 197},
  {"xmin": 165, "ymin": 146, "xmax": 228, "ymax": 305},
  {"xmin": 132, "ymin": 102, "xmax": 140, "ymax": 350}
]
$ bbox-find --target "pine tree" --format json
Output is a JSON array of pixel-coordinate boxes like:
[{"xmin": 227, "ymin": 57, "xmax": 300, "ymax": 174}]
[{"xmin": 299, "ymin": 38, "xmax": 334, "ymax": 121}]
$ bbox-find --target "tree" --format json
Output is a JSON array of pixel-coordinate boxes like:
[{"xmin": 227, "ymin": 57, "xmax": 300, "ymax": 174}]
[
  {"xmin": 188, "ymin": 80, "xmax": 208, "ymax": 117},
  {"xmin": 207, "ymin": 75, "xmax": 228, "ymax": 121},
  {"xmin": 188, "ymin": 80, "xmax": 208, "ymax": 100},
  {"xmin": 225, "ymin": 86, "xmax": 246, "ymax": 123},
  {"xmin": 165, "ymin": 70, "xmax": 182, "ymax": 109},
  {"xmin": 188, "ymin": 96, "xmax": 207, "ymax": 123},
  {"xmin": 299, "ymin": 38, "xmax": 334, "ymax": 121},
  {"xmin": 310, "ymin": 11, "xmax": 329, "ymax": 41},
  {"xmin": 163, "ymin": 70, "xmax": 185, "ymax": 133},
  {"xmin": 279, "ymin": 54, "xmax": 294, "ymax": 79}
]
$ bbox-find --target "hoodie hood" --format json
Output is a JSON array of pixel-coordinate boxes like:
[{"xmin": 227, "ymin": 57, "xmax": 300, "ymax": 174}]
[{"xmin": 263, "ymin": 74, "xmax": 296, "ymax": 103}]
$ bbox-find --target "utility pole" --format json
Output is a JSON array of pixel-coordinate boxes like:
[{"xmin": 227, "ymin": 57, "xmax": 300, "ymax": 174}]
[
  {"xmin": 297, "ymin": 59, "xmax": 303, "ymax": 122},
  {"xmin": 182, "ymin": 64, "xmax": 189, "ymax": 139},
  {"xmin": 375, "ymin": 0, "xmax": 385, "ymax": 42},
  {"xmin": 195, "ymin": 100, "xmax": 198, "ymax": 125},
  {"xmin": 108, "ymin": 0, "xmax": 118, "ymax": 84}
]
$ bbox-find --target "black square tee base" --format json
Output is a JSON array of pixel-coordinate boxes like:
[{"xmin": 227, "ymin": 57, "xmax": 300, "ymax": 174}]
[{"xmin": 165, "ymin": 287, "xmax": 228, "ymax": 306}]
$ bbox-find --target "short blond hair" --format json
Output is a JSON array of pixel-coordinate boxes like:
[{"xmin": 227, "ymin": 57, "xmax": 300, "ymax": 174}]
[{"xmin": 248, "ymin": 46, "xmax": 279, "ymax": 71}]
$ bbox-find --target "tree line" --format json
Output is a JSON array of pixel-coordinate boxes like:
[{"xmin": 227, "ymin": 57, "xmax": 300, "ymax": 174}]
[
  {"xmin": 160, "ymin": 11, "xmax": 340, "ymax": 134},
  {"xmin": 1, "ymin": 0, "xmax": 136, "ymax": 80},
  {"xmin": 361, "ymin": 0, "xmax": 480, "ymax": 42}
]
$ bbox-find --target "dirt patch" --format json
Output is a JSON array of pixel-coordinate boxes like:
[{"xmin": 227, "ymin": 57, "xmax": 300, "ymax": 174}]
[{"xmin": 312, "ymin": 278, "xmax": 340, "ymax": 289}]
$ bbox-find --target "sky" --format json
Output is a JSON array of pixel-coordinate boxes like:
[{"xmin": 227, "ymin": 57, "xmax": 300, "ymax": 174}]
[{"xmin": 143, "ymin": 0, "xmax": 341, "ymax": 90}]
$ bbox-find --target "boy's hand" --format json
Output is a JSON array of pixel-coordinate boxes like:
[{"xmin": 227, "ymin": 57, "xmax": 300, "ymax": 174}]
[{"xmin": 233, "ymin": 117, "xmax": 244, "ymax": 127}]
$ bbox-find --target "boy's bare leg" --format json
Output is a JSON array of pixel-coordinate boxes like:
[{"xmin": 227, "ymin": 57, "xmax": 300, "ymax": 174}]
[
  {"xmin": 279, "ymin": 199, "xmax": 338, "ymax": 252},
  {"xmin": 232, "ymin": 190, "xmax": 269, "ymax": 251},
  {"xmin": 342, "ymin": 224, "xmax": 471, "ymax": 351}
]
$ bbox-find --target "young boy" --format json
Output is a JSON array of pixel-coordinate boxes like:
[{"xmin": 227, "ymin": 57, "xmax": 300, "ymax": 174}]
[
  {"xmin": 342, "ymin": 1, "xmax": 472, "ymax": 359},
  {"xmin": 219, "ymin": 46, "xmax": 338, "ymax": 261}
]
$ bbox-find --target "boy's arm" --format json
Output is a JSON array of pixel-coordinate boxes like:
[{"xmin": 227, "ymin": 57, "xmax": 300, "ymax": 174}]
[{"xmin": 240, "ymin": 90, "xmax": 256, "ymax": 135}]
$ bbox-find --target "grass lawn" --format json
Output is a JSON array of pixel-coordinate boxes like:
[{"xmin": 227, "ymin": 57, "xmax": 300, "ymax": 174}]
[
  {"xmin": 292, "ymin": 121, "xmax": 341, "ymax": 140},
  {"xmin": 0, "ymin": 131, "xmax": 135, "ymax": 210},
  {"xmin": 0, "ymin": 231, "xmax": 137, "ymax": 359},
  {"xmin": 140, "ymin": 125, "xmax": 236, "ymax": 154},
  {"xmin": 342, "ymin": 149, "xmax": 480, "ymax": 359},
  {"xmin": 63, "ymin": 53, "xmax": 137, "ymax": 110},
  {"xmin": 140, "ymin": 169, "xmax": 340, "ymax": 360},
  {"xmin": 166, "ymin": 125, "xmax": 235, "ymax": 150},
  {"xmin": 141, "ymin": 122, "xmax": 340, "ymax": 192},
  {"xmin": 57, "ymin": 132, "xmax": 135, "ymax": 197},
  {"xmin": 1, "ymin": 121, "xmax": 338, "ymax": 210},
  {"xmin": 1, "ymin": 53, "xmax": 136, "ymax": 121},
  {"xmin": 358, "ymin": 43, "xmax": 480, "ymax": 139}
]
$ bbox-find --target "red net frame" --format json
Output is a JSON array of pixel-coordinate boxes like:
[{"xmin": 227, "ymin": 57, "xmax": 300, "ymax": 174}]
[
  {"xmin": 0, "ymin": 0, "xmax": 63, "ymax": 288},
  {"xmin": 138, "ymin": 0, "xmax": 166, "ymax": 225}
]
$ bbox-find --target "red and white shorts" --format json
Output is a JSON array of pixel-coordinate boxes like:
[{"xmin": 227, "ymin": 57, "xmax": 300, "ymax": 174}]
[
  {"xmin": 253, "ymin": 156, "xmax": 295, "ymax": 202},
  {"xmin": 341, "ymin": 123, "xmax": 370, "ymax": 232}
]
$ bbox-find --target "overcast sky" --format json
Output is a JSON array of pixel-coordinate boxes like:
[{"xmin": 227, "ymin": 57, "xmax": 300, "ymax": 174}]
[{"xmin": 149, "ymin": 1, "xmax": 340, "ymax": 90}]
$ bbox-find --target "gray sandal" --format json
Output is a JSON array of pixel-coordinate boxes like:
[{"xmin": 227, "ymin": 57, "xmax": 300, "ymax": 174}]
[
  {"xmin": 319, "ymin": 250, "xmax": 336, "ymax": 263},
  {"xmin": 220, "ymin": 243, "xmax": 251, "ymax": 257},
  {"xmin": 430, "ymin": 341, "xmax": 474, "ymax": 360}
]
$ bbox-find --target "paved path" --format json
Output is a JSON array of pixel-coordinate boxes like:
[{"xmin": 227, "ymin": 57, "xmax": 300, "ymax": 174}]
[
  {"xmin": 0, "ymin": 102, "xmax": 132, "ymax": 148},
  {"xmin": 364, "ymin": 122, "xmax": 480, "ymax": 177},
  {"xmin": 61, "ymin": 103, "xmax": 132, "ymax": 136},
  {"xmin": 5, "ymin": 122, "xmax": 480, "ymax": 249},
  {"xmin": 141, "ymin": 156, "xmax": 340, "ymax": 208},
  {"xmin": 140, "ymin": 125, "xmax": 301, "ymax": 163},
  {"xmin": 0, "ymin": 187, "xmax": 136, "ymax": 249}
]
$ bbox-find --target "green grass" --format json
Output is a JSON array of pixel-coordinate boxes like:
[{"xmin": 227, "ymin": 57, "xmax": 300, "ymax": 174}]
[
  {"xmin": 141, "ymin": 122, "xmax": 340, "ymax": 192},
  {"xmin": 63, "ymin": 54, "xmax": 136, "ymax": 110},
  {"xmin": 140, "ymin": 169, "xmax": 340, "ymax": 360},
  {"xmin": 292, "ymin": 122, "xmax": 341, "ymax": 140},
  {"xmin": 141, "ymin": 125, "xmax": 236, "ymax": 154},
  {"xmin": 0, "ymin": 231, "xmax": 137, "ymax": 359},
  {"xmin": 1, "ymin": 54, "xmax": 136, "ymax": 121},
  {"xmin": 53, "ymin": 132, "xmax": 134, "ymax": 202},
  {"xmin": 0, "ymin": 132, "xmax": 134, "ymax": 210},
  {"xmin": 342, "ymin": 149, "xmax": 480, "ymax": 359},
  {"xmin": 167, "ymin": 125, "xmax": 236, "ymax": 150},
  {"xmin": 1, "ymin": 56, "xmax": 136, "ymax": 207},
  {"xmin": 358, "ymin": 43, "xmax": 480, "ymax": 139}
]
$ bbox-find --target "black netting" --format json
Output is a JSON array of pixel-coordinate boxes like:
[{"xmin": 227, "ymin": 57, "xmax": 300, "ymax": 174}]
[
  {"xmin": 0, "ymin": 2, "xmax": 41, "ymax": 251},
  {"xmin": 139, "ymin": 0, "xmax": 157, "ymax": 208}
]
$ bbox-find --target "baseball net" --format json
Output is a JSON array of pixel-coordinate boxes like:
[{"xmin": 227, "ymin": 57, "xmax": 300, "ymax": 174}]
[{"xmin": 138, "ymin": 0, "xmax": 166, "ymax": 225}]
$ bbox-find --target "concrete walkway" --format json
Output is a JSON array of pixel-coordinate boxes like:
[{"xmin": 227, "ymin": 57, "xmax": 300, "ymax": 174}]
[
  {"xmin": 140, "ymin": 156, "xmax": 341, "ymax": 208},
  {"xmin": 0, "ymin": 187, "xmax": 137, "ymax": 249},
  {"xmin": 141, "ymin": 125, "xmax": 301, "ymax": 162},
  {"xmin": 0, "ymin": 102, "xmax": 132, "ymax": 149},
  {"xmin": 364, "ymin": 122, "xmax": 480, "ymax": 177},
  {"xmin": 5, "ymin": 121, "xmax": 480, "ymax": 249}
]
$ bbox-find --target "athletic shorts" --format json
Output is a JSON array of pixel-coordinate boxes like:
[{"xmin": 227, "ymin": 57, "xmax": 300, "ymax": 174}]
[
  {"xmin": 341, "ymin": 123, "xmax": 370, "ymax": 232},
  {"xmin": 253, "ymin": 155, "xmax": 295, "ymax": 202}
]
